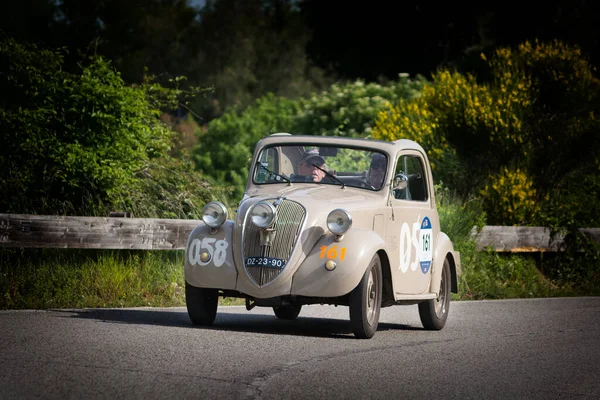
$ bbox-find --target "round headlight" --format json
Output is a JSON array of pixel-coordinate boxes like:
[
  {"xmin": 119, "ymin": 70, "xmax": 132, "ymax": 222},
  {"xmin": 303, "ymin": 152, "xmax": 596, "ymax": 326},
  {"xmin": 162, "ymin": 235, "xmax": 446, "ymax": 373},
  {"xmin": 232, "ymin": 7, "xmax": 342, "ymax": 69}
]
[
  {"xmin": 202, "ymin": 201, "xmax": 228, "ymax": 228},
  {"xmin": 250, "ymin": 201, "xmax": 276, "ymax": 228},
  {"xmin": 327, "ymin": 209, "xmax": 352, "ymax": 235}
]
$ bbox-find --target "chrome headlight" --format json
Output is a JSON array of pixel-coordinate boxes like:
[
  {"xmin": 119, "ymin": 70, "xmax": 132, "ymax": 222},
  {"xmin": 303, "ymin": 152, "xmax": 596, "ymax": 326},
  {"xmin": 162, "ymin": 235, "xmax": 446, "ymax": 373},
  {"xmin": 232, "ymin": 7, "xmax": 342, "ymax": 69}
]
[
  {"xmin": 327, "ymin": 208, "xmax": 352, "ymax": 235},
  {"xmin": 249, "ymin": 201, "xmax": 277, "ymax": 228},
  {"xmin": 202, "ymin": 201, "xmax": 228, "ymax": 228}
]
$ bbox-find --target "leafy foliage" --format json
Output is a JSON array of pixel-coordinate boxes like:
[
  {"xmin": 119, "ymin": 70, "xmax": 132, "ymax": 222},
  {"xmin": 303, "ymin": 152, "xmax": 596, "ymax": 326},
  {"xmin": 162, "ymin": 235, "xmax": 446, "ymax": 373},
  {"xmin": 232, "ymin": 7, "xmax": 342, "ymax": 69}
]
[
  {"xmin": 480, "ymin": 167, "xmax": 541, "ymax": 226},
  {"xmin": 373, "ymin": 39, "xmax": 600, "ymax": 229},
  {"xmin": 193, "ymin": 74, "xmax": 426, "ymax": 200},
  {"xmin": 193, "ymin": 93, "xmax": 301, "ymax": 196},
  {"xmin": 434, "ymin": 183, "xmax": 575, "ymax": 299},
  {"xmin": 292, "ymin": 76, "xmax": 426, "ymax": 138},
  {"xmin": 542, "ymin": 231, "xmax": 600, "ymax": 294},
  {"xmin": 0, "ymin": 38, "xmax": 222, "ymax": 217}
]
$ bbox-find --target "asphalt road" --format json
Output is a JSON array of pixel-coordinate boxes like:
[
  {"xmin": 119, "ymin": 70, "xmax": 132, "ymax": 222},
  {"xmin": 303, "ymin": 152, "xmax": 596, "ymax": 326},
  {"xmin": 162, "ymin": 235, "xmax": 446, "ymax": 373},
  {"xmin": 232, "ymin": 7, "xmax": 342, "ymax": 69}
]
[{"xmin": 1, "ymin": 297, "xmax": 599, "ymax": 399}]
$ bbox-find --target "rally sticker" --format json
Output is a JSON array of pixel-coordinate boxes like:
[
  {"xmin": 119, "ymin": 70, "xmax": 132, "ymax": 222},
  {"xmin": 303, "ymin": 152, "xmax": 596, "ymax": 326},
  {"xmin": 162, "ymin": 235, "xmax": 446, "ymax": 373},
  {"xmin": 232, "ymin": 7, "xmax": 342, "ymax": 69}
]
[
  {"xmin": 188, "ymin": 237, "xmax": 229, "ymax": 267},
  {"xmin": 419, "ymin": 217, "xmax": 432, "ymax": 274},
  {"xmin": 399, "ymin": 215, "xmax": 433, "ymax": 274}
]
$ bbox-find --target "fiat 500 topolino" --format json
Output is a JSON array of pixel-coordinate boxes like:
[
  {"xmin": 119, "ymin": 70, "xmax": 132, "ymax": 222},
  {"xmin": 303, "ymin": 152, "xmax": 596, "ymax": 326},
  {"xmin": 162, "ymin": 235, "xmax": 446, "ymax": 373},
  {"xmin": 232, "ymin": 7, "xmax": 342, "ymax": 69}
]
[{"xmin": 184, "ymin": 133, "xmax": 461, "ymax": 339}]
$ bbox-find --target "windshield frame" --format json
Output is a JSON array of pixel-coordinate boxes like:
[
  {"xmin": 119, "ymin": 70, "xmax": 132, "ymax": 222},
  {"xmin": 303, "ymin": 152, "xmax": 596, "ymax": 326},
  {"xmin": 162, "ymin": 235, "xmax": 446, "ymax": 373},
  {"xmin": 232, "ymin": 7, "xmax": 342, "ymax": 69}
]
[{"xmin": 250, "ymin": 142, "xmax": 390, "ymax": 192}]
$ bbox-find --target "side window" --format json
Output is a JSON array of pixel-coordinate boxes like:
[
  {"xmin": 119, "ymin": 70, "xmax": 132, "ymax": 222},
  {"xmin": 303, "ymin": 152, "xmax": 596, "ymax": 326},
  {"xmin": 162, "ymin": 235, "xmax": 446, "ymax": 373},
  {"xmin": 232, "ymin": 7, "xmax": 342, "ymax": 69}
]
[
  {"xmin": 254, "ymin": 147, "xmax": 279, "ymax": 183},
  {"xmin": 393, "ymin": 155, "xmax": 428, "ymax": 202}
]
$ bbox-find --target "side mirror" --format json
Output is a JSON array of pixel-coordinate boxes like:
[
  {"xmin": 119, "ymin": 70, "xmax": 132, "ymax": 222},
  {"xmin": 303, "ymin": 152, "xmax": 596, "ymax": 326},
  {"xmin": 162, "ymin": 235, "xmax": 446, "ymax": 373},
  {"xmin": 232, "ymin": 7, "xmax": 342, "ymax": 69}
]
[{"xmin": 393, "ymin": 173, "xmax": 408, "ymax": 190}]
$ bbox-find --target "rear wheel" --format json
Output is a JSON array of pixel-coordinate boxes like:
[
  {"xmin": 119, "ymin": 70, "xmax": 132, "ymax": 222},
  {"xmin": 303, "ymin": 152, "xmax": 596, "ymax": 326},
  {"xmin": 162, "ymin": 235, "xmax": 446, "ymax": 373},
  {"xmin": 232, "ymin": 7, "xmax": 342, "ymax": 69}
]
[
  {"xmin": 273, "ymin": 304, "xmax": 302, "ymax": 320},
  {"xmin": 419, "ymin": 258, "xmax": 451, "ymax": 330},
  {"xmin": 185, "ymin": 281, "xmax": 218, "ymax": 326},
  {"xmin": 349, "ymin": 254, "xmax": 382, "ymax": 339}
]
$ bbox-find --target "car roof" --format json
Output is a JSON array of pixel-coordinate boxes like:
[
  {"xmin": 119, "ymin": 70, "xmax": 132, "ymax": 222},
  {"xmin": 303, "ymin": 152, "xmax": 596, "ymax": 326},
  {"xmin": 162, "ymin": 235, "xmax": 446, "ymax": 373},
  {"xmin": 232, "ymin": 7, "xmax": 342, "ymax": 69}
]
[{"xmin": 256, "ymin": 133, "xmax": 426, "ymax": 155}]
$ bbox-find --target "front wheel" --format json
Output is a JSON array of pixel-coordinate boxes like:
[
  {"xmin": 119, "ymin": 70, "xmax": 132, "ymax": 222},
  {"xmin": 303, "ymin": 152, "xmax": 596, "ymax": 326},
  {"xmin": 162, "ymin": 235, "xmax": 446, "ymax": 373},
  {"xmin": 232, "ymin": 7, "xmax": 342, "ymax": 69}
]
[
  {"xmin": 185, "ymin": 281, "xmax": 218, "ymax": 326},
  {"xmin": 349, "ymin": 254, "xmax": 382, "ymax": 339},
  {"xmin": 418, "ymin": 258, "xmax": 451, "ymax": 330}
]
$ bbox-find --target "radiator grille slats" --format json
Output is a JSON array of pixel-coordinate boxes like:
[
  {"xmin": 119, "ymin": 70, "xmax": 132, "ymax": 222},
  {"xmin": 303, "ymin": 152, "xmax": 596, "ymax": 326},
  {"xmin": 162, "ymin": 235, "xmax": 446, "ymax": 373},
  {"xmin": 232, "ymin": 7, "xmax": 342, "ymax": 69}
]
[{"xmin": 243, "ymin": 199, "xmax": 305, "ymax": 286}]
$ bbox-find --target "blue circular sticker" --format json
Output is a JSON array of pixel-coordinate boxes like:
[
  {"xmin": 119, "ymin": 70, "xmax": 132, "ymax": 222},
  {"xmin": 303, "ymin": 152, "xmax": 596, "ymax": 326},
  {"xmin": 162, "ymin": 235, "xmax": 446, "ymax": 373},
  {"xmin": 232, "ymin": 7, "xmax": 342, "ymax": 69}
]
[{"xmin": 419, "ymin": 216, "xmax": 432, "ymax": 274}]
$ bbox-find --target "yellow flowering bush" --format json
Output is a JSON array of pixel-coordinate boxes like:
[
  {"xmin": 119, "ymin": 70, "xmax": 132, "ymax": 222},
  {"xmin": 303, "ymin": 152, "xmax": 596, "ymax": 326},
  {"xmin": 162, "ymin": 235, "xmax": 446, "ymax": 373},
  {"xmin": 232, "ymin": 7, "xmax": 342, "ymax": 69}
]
[
  {"xmin": 426, "ymin": 69, "xmax": 531, "ymax": 148},
  {"xmin": 373, "ymin": 39, "xmax": 600, "ymax": 226},
  {"xmin": 517, "ymin": 39, "xmax": 595, "ymax": 97},
  {"xmin": 480, "ymin": 167, "xmax": 540, "ymax": 225},
  {"xmin": 373, "ymin": 96, "xmax": 453, "ymax": 172},
  {"xmin": 373, "ymin": 57, "xmax": 533, "ymax": 198}
]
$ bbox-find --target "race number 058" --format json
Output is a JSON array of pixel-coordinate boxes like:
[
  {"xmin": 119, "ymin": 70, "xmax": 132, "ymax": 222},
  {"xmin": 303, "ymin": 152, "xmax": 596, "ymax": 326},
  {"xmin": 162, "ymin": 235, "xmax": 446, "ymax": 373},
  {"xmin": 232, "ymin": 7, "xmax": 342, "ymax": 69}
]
[{"xmin": 188, "ymin": 238, "xmax": 228, "ymax": 267}]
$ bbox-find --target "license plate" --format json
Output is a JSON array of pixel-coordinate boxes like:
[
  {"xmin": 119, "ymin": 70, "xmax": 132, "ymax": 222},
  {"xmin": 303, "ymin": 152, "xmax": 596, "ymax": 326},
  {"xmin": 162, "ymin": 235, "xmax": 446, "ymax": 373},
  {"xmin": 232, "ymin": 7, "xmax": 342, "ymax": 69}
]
[{"xmin": 245, "ymin": 256, "xmax": 286, "ymax": 269}]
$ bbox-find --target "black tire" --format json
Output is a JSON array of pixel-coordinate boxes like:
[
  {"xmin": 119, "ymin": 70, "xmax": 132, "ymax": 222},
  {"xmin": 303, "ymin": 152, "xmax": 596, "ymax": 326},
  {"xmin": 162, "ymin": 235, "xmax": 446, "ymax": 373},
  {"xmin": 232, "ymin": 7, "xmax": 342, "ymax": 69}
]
[
  {"xmin": 185, "ymin": 281, "xmax": 218, "ymax": 326},
  {"xmin": 349, "ymin": 254, "xmax": 382, "ymax": 339},
  {"xmin": 273, "ymin": 304, "xmax": 302, "ymax": 320},
  {"xmin": 419, "ymin": 258, "xmax": 451, "ymax": 330}
]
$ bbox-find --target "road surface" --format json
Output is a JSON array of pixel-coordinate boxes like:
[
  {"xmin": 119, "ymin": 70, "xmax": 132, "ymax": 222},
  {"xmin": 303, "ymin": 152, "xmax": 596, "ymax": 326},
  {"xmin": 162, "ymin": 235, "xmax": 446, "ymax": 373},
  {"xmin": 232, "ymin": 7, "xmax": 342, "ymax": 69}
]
[{"xmin": 1, "ymin": 297, "xmax": 599, "ymax": 399}]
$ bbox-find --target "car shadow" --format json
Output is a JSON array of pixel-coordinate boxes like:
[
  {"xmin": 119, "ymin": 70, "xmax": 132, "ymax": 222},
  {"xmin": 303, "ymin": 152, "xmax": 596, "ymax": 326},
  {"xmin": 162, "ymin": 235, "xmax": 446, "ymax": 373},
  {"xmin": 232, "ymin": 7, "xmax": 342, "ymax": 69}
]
[{"xmin": 55, "ymin": 308, "xmax": 423, "ymax": 338}]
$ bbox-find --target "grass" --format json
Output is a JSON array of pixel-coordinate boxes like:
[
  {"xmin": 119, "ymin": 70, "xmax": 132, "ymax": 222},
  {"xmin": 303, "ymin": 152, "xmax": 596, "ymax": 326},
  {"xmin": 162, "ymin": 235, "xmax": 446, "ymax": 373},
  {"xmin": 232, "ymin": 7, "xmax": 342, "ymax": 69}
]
[
  {"xmin": 1, "ymin": 246, "xmax": 590, "ymax": 310},
  {"xmin": 0, "ymin": 248, "xmax": 248, "ymax": 309},
  {"xmin": 1, "ymin": 248, "xmax": 186, "ymax": 309},
  {"xmin": 453, "ymin": 248, "xmax": 579, "ymax": 300}
]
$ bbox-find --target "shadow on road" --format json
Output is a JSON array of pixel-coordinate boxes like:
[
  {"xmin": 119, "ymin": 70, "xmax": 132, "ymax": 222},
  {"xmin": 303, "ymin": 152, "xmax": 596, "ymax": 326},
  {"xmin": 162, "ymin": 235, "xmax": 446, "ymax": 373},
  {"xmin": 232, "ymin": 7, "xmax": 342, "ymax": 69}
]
[{"xmin": 56, "ymin": 307, "xmax": 423, "ymax": 338}]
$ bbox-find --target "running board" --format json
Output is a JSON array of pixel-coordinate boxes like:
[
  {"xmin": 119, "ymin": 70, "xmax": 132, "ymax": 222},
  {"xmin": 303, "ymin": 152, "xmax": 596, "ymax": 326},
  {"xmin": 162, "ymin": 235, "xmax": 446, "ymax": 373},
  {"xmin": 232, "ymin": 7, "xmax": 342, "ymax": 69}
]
[{"xmin": 394, "ymin": 293, "xmax": 437, "ymax": 301}]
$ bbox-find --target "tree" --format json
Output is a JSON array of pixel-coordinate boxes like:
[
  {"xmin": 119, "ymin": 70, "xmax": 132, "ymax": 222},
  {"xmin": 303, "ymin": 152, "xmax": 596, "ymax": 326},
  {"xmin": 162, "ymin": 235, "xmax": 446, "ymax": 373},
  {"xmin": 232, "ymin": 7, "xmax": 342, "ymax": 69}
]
[
  {"xmin": 188, "ymin": 0, "xmax": 331, "ymax": 121},
  {"xmin": 0, "ymin": 38, "xmax": 224, "ymax": 217}
]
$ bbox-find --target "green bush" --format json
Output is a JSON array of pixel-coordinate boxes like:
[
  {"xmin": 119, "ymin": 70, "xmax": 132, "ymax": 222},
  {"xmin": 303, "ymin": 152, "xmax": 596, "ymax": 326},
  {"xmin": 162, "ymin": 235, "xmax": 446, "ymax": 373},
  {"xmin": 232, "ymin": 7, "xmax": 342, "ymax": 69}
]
[
  {"xmin": 0, "ymin": 39, "xmax": 161, "ymax": 213},
  {"xmin": 192, "ymin": 93, "xmax": 301, "ymax": 198},
  {"xmin": 538, "ymin": 230, "xmax": 600, "ymax": 296},
  {"xmin": 435, "ymin": 182, "xmax": 486, "ymax": 245},
  {"xmin": 434, "ymin": 183, "xmax": 574, "ymax": 299},
  {"xmin": 123, "ymin": 156, "xmax": 234, "ymax": 219},
  {"xmin": 480, "ymin": 167, "xmax": 541, "ymax": 226},
  {"xmin": 0, "ymin": 38, "xmax": 223, "ymax": 218},
  {"xmin": 291, "ymin": 75, "xmax": 425, "ymax": 138}
]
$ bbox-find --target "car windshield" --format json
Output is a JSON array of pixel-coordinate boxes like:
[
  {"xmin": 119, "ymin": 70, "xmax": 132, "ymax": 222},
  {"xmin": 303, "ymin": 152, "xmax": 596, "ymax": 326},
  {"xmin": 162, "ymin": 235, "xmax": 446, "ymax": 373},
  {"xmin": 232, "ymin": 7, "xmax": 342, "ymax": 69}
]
[{"xmin": 253, "ymin": 143, "xmax": 388, "ymax": 191}]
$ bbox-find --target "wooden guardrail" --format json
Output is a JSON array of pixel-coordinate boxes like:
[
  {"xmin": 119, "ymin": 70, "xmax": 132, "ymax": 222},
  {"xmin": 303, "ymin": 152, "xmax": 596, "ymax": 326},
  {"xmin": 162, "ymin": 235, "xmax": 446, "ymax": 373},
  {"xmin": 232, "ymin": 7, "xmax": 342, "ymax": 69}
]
[
  {"xmin": 474, "ymin": 226, "xmax": 600, "ymax": 252},
  {"xmin": 0, "ymin": 213, "xmax": 200, "ymax": 250},
  {"xmin": 1, "ymin": 213, "xmax": 599, "ymax": 252}
]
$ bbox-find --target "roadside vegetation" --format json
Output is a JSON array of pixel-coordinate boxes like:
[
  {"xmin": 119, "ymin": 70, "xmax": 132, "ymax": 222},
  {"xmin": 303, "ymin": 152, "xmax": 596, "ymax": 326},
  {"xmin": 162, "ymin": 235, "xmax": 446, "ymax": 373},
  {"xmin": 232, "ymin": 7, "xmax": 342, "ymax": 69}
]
[{"xmin": 1, "ymin": 37, "xmax": 599, "ymax": 310}]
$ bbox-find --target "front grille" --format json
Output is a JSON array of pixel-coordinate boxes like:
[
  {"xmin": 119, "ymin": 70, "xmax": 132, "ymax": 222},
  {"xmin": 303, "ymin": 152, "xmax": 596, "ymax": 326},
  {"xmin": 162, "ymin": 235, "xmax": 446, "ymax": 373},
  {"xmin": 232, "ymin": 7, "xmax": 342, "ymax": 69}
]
[{"xmin": 243, "ymin": 199, "xmax": 305, "ymax": 286}]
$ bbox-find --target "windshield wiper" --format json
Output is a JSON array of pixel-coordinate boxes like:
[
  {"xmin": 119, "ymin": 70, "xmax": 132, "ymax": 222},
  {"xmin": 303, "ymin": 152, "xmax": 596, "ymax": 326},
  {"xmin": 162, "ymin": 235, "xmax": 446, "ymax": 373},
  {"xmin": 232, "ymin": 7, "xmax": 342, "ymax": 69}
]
[
  {"xmin": 312, "ymin": 163, "xmax": 346, "ymax": 188},
  {"xmin": 257, "ymin": 162, "xmax": 290, "ymax": 183}
]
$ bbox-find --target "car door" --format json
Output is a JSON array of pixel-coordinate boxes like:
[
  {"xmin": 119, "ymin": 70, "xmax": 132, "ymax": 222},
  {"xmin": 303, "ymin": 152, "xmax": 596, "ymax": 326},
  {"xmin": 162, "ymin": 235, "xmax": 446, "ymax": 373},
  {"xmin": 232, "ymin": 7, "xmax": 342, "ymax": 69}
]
[{"xmin": 385, "ymin": 150, "xmax": 436, "ymax": 295}]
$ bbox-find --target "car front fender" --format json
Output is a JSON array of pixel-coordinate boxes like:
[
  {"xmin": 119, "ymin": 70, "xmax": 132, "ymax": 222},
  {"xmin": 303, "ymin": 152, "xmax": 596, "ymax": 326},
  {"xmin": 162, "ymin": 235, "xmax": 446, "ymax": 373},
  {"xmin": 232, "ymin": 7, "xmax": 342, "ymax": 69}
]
[
  {"xmin": 291, "ymin": 229, "xmax": 386, "ymax": 297},
  {"xmin": 184, "ymin": 220, "xmax": 238, "ymax": 290}
]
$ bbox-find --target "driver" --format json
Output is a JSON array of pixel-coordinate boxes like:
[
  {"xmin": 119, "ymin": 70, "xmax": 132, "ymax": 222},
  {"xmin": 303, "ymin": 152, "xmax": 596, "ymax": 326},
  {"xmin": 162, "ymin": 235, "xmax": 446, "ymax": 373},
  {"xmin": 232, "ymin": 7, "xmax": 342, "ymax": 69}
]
[
  {"xmin": 297, "ymin": 149, "xmax": 327, "ymax": 182},
  {"xmin": 367, "ymin": 153, "xmax": 386, "ymax": 189}
]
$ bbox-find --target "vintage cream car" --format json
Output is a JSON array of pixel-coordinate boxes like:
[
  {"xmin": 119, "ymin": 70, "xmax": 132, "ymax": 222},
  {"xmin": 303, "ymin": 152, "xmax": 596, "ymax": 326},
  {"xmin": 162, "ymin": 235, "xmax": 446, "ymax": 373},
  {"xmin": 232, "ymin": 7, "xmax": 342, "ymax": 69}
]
[{"xmin": 184, "ymin": 133, "xmax": 461, "ymax": 339}]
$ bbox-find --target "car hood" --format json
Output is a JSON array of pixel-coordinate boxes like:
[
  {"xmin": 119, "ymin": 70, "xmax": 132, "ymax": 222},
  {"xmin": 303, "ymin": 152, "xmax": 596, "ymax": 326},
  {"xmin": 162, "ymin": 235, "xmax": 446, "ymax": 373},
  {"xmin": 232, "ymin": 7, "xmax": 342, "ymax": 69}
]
[
  {"xmin": 236, "ymin": 184, "xmax": 387, "ymax": 253},
  {"xmin": 241, "ymin": 184, "xmax": 384, "ymax": 216}
]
